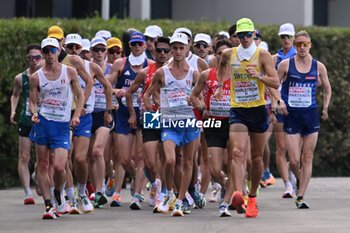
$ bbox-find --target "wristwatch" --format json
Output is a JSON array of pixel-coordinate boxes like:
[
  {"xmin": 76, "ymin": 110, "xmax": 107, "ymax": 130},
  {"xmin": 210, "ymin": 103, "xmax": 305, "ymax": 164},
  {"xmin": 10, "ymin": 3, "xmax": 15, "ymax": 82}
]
[
  {"xmin": 199, "ymin": 107, "xmax": 206, "ymax": 115},
  {"xmin": 105, "ymin": 109, "xmax": 113, "ymax": 115},
  {"xmin": 83, "ymin": 103, "xmax": 88, "ymax": 109},
  {"xmin": 277, "ymin": 99, "xmax": 284, "ymax": 105}
]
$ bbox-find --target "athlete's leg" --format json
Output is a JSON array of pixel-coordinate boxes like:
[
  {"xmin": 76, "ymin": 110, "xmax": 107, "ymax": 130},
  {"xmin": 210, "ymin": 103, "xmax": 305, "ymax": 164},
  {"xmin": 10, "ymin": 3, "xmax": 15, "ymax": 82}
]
[{"xmin": 18, "ymin": 136, "xmax": 32, "ymax": 197}]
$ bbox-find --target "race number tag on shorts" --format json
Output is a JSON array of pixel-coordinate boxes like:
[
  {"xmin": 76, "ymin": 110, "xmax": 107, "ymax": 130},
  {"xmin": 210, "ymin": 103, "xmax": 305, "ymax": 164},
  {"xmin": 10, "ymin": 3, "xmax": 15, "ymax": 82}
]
[
  {"xmin": 209, "ymin": 95, "xmax": 230, "ymax": 117},
  {"xmin": 234, "ymin": 81, "xmax": 259, "ymax": 103},
  {"xmin": 25, "ymin": 97, "xmax": 31, "ymax": 116},
  {"xmin": 288, "ymin": 86, "xmax": 312, "ymax": 107},
  {"xmin": 94, "ymin": 87, "xmax": 106, "ymax": 109},
  {"xmin": 167, "ymin": 91, "xmax": 187, "ymax": 108}
]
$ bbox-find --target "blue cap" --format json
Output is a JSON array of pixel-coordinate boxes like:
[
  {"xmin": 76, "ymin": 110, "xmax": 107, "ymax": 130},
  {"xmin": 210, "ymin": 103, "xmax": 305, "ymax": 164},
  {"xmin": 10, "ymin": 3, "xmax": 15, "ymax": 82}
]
[
  {"xmin": 129, "ymin": 32, "xmax": 145, "ymax": 43},
  {"xmin": 90, "ymin": 37, "xmax": 107, "ymax": 47},
  {"xmin": 255, "ymin": 28, "xmax": 262, "ymax": 38}
]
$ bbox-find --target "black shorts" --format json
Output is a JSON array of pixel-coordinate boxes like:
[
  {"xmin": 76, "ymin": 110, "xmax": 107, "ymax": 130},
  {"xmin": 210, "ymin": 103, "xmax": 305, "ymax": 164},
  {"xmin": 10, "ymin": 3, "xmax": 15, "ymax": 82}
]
[
  {"xmin": 91, "ymin": 111, "xmax": 115, "ymax": 133},
  {"xmin": 142, "ymin": 128, "xmax": 161, "ymax": 143},
  {"xmin": 204, "ymin": 118, "xmax": 230, "ymax": 148},
  {"xmin": 229, "ymin": 105, "xmax": 269, "ymax": 133},
  {"xmin": 18, "ymin": 123, "xmax": 32, "ymax": 137}
]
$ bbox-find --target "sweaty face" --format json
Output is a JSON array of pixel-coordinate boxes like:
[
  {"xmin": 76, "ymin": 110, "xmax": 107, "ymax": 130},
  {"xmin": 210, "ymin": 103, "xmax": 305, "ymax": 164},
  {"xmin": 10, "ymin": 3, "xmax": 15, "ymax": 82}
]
[
  {"xmin": 129, "ymin": 41, "xmax": 146, "ymax": 57},
  {"xmin": 193, "ymin": 41, "xmax": 210, "ymax": 60},
  {"xmin": 65, "ymin": 43, "xmax": 82, "ymax": 55},
  {"xmin": 91, "ymin": 44, "xmax": 107, "ymax": 62},
  {"xmin": 238, "ymin": 31, "xmax": 255, "ymax": 49},
  {"xmin": 294, "ymin": 36, "xmax": 311, "ymax": 57}
]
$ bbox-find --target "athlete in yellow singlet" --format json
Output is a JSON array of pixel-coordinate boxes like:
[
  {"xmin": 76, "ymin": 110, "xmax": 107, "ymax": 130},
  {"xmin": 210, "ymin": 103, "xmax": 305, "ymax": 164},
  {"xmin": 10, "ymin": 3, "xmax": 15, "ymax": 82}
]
[{"xmin": 215, "ymin": 18, "xmax": 280, "ymax": 218}]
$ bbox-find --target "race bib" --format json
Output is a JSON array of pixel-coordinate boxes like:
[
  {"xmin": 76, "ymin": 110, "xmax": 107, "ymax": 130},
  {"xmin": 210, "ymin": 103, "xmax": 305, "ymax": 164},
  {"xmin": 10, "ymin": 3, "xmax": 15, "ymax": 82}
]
[
  {"xmin": 121, "ymin": 93, "xmax": 139, "ymax": 107},
  {"xmin": 234, "ymin": 81, "xmax": 259, "ymax": 103},
  {"xmin": 94, "ymin": 87, "xmax": 106, "ymax": 109},
  {"xmin": 25, "ymin": 97, "xmax": 31, "ymax": 116},
  {"xmin": 167, "ymin": 91, "xmax": 188, "ymax": 108},
  {"xmin": 288, "ymin": 86, "xmax": 312, "ymax": 107},
  {"xmin": 209, "ymin": 95, "xmax": 230, "ymax": 117}
]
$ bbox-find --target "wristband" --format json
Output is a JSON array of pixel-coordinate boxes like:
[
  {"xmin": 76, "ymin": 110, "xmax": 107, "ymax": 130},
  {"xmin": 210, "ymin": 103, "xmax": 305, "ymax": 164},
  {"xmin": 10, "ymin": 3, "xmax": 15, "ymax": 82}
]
[
  {"xmin": 105, "ymin": 109, "xmax": 113, "ymax": 115},
  {"xmin": 216, "ymin": 84, "xmax": 223, "ymax": 88},
  {"xmin": 199, "ymin": 107, "xmax": 206, "ymax": 115},
  {"xmin": 258, "ymin": 73, "xmax": 263, "ymax": 80},
  {"xmin": 271, "ymin": 110, "xmax": 277, "ymax": 115}
]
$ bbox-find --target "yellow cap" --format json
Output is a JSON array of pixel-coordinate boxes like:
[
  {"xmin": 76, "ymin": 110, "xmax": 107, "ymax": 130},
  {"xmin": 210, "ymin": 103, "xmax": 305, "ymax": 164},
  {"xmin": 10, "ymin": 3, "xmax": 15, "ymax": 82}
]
[
  {"xmin": 107, "ymin": 37, "xmax": 123, "ymax": 49},
  {"xmin": 236, "ymin": 18, "xmax": 255, "ymax": 33},
  {"xmin": 47, "ymin": 26, "xmax": 64, "ymax": 40}
]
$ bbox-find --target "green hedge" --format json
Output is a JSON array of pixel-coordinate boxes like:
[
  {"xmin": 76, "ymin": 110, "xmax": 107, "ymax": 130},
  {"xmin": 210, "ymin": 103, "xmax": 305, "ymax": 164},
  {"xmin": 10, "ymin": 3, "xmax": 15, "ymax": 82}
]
[{"xmin": 0, "ymin": 17, "xmax": 349, "ymax": 188}]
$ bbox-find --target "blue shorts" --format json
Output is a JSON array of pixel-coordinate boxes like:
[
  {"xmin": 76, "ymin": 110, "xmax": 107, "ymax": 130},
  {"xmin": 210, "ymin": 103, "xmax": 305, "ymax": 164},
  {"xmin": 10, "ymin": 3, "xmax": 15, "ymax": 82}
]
[
  {"xmin": 229, "ymin": 105, "xmax": 269, "ymax": 133},
  {"xmin": 115, "ymin": 106, "xmax": 141, "ymax": 135},
  {"xmin": 284, "ymin": 108, "xmax": 320, "ymax": 136},
  {"xmin": 91, "ymin": 111, "xmax": 114, "ymax": 133},
  {"xmin": 161, "ymin": 121, "xmax": 200, "ymax": 146},
  {"xmin": 29, "ymin": 115, "xmax": 70, "ymax": 150},
  {"xmin": 73, "ymin": 113, "xmax": 92, "ymax": 138},
  {"xmin": 268, "ymin": 104, "xmax": 285, "ymax": 123}
]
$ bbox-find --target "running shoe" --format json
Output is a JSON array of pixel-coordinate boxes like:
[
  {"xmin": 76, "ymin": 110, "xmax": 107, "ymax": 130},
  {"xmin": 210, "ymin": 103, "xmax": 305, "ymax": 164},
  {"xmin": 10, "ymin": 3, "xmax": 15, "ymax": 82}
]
[
  {"xmin": 260, "ymin": 177, "xmax": 267, "ymax": 187},
  {"xmin": 190, "ymin": 191, "xmax": 206, "ymax": 209},
  {"xmin": 209, "ymin": 189, "xmax": 218, "ymax": 203},
  {"xmin": 220, "ymin": 188, "xmax": 226, "ymax": 203},
  {"xmin": 282, "ymin": 187, "xmax": 294, "ymax": 198},
  {"xmin": 288, "ymin": 162, "xmax": 297, "ymax": 189},
  {"xmin": 231, "ymin": 191, "xmax": 246, "ymax": 214},
  {"xmin": 295, "ymin": 198, "xmax": 309, "ymax": 209},
  {"xmin": 94, "ymin": 192, "xmax": 108, "ymax": 208},
  {"xmin": 153, "ymin": 193, "xmax": 165, "ymax": 213},
  {"xmin": 79, "ymin": 194, "xmax": 94, "ymax": 213},
  {"xmin": 111, "ymin": 193, "xmax": 122, "ymax": 207},
  {"xmin": 89, "ymin": 192, "xmax": 95, "ymax": 201},
  {"xmin": 219, "ymin": 204, "xmax": 231, "ymax": 217},
  {"xmin": 56, "ymin": 202, "xmax": 67, "ymax": 215},
  {"xmin": 182, "ymin": 199, "xmax": 191, "ymax": 214},
  {"xmin": 157, "ymin": 194, "xmax": 176, "ymax": 214},
  {"xmin": 147, "ymin": 179, "xmax": 161, "ymax": 207},
  {"xmin": 24, "ymin": 197, "xmax": 35, "ymax": 205},
  {"xmin": 69, "ymin": 200, "xmax": 80, "ymax": 214},
  {"xmin": 105, "ymin": 177, "xmax": 115, "ymax": 197},
  {"xmin": 64, "ymin": 202, "xmax": 72, "ymax": 214},
  {"xmin": 245, "ymin": 196, "xmax": 258, "ymax": 218},
  {"xmin": 130, "ymin": 194, "xmax": 142, "ymax": 210},
  {"xmin": 86, "ymin": 182, "xmax": 95, "ymax": 198},
  {"xmin": 171, "ymin": 203, "xmax": 184, "ymax": 217},
  {"xmin": 265, "ymin": 174, "xmax": 276, "ymax": 186},
  {"xmin": 42, "ymin": 206, "xmax": 56, "ymax": 220}
]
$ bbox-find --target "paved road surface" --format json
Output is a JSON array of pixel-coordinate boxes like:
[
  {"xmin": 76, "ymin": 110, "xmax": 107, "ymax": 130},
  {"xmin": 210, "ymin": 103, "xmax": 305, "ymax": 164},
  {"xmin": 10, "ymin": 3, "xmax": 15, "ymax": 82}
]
[{"xmin": 1, "ymin": 178, "xmax": 349, "ymax": 233}]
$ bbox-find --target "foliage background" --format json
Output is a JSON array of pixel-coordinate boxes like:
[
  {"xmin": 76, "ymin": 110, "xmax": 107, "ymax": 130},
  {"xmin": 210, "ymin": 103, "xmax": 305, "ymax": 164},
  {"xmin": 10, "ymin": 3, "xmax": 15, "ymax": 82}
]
[{"xmin": 0, "ymin": 17, "xmax": 349, "ymax": 188}]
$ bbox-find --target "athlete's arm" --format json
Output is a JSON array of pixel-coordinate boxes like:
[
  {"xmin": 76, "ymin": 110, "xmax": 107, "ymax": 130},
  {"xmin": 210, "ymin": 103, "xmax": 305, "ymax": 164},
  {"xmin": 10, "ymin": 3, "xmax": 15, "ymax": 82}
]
[
  {"xmin": 10, "ymin": 73, "xmax": 22, "ymax": 125},
  {"xmin": 318, "ymin": 62, "xmax": 332, "ymax": 120},
  {"xmin": 246, "ymin": 50, "xmax": 279, "ymax": 89},
  {"xmin": 190, "ymin": 70, "xmax": 208, "ymax": 109},
  {"xmin": 197, "ymin": 57, "xmax": 209, "ymax": 72},
  {"xmin": 208, "ymin": 56, "xmax": 217, "ymax": 68},
  {"xmin": 144, "ymin": 68, "xmax": 164, "ymax": 112},
  {"xmin": 68, "ymin": 67, "xmax": 83, "ymax": 127},
  {"xmin": 272, "ymin": 54, "xmax": 277, "ymax": 67},
  {"xmin": 108, "ymin": 58, "xmax": 126, "ymax": 98},
  {"xmin": 70, "ymin": 55, "xmax": 93, "ymax": 106},
  {"xmin": 90, "ymin": 62, "xmax": 113, "ymax": 125},
  {"xmin": 29, "ymin": 72, "xmax": 40, "ymax": 123},
  {"xmin": 126, "ymin": 68, "xmax": 147, "ymax": 129},
  {"xmin": 214, "ymin": 48, "xmax": 232, "ymax": 101}
]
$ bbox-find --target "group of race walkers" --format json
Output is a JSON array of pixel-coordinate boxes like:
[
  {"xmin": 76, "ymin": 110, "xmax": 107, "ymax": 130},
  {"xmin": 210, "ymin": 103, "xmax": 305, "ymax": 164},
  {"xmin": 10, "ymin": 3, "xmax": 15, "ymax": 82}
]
[{"xmin": 10, "ymin": 17, "xmax": 332, "ymax": 220}]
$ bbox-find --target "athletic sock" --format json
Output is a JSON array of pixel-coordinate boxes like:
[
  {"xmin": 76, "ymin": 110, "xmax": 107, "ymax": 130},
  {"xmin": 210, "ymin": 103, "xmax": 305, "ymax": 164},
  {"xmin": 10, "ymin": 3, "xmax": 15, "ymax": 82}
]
[
  {"xmin": 54, "ymin": 189, "xmax": 62, "ymax": 205},
  {"xmin": 44, "ymin": 199, "xmax": 53, "ymax": 210},
  {"xmin": 297, "ymin": 196, "xmax": 303, "ymax": 201},
  {"xmin": 248, "ymin": 195, "xmax": 256, "ymax": 198},
  {"xmin": 285, "ymin": 181, "xmax": 292, "ymax": 188},
  {"xmin": 65, "ymin": 187, "xmax": 75, "ymax": 203},
  {"xmin": 24, "ymin": 186, "xmax": 33, "ymax": 197},
  {"xmin": 78, "ymin": 183, "xmax": 86, "ymax": 197},
  {"xmin": 167, "ymin": 189, "xmax": 174, "ymax": 197}
]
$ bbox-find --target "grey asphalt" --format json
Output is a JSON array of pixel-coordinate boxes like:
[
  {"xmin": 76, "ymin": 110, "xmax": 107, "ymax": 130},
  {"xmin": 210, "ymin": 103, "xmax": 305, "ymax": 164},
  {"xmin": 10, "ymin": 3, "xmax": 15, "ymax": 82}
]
[{"xmin": 0, "ymin": 177, "xmax": 349, "ymax": 233}]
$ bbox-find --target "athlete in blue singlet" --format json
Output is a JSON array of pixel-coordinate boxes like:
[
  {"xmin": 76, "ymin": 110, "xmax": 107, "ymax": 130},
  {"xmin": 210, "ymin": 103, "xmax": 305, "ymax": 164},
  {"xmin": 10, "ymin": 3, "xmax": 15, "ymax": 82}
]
[{"xmin": 277, "ymin": 30, "xmax": 331, "ymax": 209}]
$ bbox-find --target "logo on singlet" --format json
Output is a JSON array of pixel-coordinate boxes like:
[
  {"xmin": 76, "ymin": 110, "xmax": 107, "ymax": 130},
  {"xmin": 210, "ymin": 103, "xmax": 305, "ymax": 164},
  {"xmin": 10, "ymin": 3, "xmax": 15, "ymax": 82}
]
[{"xmin": 124, "ymin": 70, "xmax": 130, "ymax": 76}]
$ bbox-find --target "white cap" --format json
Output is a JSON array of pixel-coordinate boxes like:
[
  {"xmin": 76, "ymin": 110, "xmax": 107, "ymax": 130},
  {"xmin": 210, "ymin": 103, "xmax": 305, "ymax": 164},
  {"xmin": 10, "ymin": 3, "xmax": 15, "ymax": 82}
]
[
  {"xmin": 65, "ymin": 33, "xmax": 82, "ymax": 46},
  {"xmin": 170, "ymin": 33, "xmax": 188, "ymax": 45},
  {"xmin": 90, "ymin": 37, "xmax": 107, "ymax": 47},
  {"xmin": 144, "ymin": 25, "xmax": 163, "ymax": 38},
  {"xmin": 218, "ymin": 31, "xmax": 229, "ymax": 38},
  {"xmin": 95, "ymin": 30, "xmax": 112, "ymax": 40},
  {"xmin": 82, "ymin": 39, "xmax": 91, "ymax": 51},
  {"xmin": 194, "ymin": 33, "xmax": 212, "ymax": 45},
  {"xmin": 278, "ymin": 23, "xmax": 295, "ymax": 36},
  {"xmin": 174, "ymin": 27, "xmax": 192, "ymax": 39},
  {"xmin": 41, "ymin": 38, "xmax": 59, "ymax": 49}
]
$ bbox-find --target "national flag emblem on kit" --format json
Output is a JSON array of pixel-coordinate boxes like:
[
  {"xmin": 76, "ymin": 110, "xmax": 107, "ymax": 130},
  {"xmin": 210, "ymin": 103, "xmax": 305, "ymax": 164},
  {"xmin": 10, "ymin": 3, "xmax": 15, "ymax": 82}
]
[
  {"xmin": 61, "ymin": 78, "xmax": 66, "ymax": 84},
  {"xmin": 186, "ymin": 80, "xmax": 191, "ymax": 85},
  {"xmin": 305, "ymin": 76, "xmax": 316, "ymax": 80}
]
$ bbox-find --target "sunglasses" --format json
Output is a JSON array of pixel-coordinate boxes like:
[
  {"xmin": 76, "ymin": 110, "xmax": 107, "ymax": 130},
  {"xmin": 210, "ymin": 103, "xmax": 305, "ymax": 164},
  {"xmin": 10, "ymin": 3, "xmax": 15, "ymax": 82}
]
[
  {"xmin": 254, "ymin": 36, "xmax": 259, "ymax": 40},
  {"xmin": 294, "ymin": 41, "xmax": 311, "ymax": 48},
  {"xmin": 92, "ymin": 47, "xmax": 106, "ymax": 53},
  {"xmin": 145, "ymin": 36, "xmax": 155, "ymax": 42},
  {"xmin": 27, "ymin": 54, "xmax": 42, "ymax": 61},
  {"xmin": 237, "ymin": 31, "xmax": 254, "ymax": 39},
  {"xmin": 108, "ymin": 49, "xmax": 122, "ymax": 55},
  {"xmin": 66, "ymin": 44, "xmax": 82, "ymax": 50},
  {"xmin": 156, "ymin": 48, "xmax": 171, "ymax": 54},
  {"xmin": 42, "ymin": 47, "xmax": 58, "ymax": 54},
  {"xmin": 194, "ymin": 42, "xmax": 209, "ymax": 49},
  {"xmin": 280, "ymin": 35, "xmax": 293, "ymax": 40},
  {"xmin": 130, "ymin": 42, "xmax": 145, "ymax": 47}
]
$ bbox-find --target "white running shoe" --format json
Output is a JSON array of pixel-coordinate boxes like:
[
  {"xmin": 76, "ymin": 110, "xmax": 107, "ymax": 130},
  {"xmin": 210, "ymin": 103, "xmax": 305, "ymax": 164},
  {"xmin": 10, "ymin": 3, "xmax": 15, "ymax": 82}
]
[
  {"xmin": 79, "ymin": 195, "xmax": 94, "ymax": 213},
  {"xmin": 69, "ymin": 200, "xmax": 80, "ymax": 214},
  {"xmin": 219, "ymin": 204, "xmax": 231, "ymax": 217},
  {"xmin": 157, "ymin": 194, "xmax": 176, "ymax": 214},
  {"xmin": 130, "ymin": 194, "xmax": 142, "ymax": 210},
  {"xmin": 171, "ymin": 203, "xmax": 184, "ymax": 217},
  {"xmin": 42, "ymin": 206, "xmax": 57, "ymax": 220},
  {"xmin": 282, "ymin": 186, "xmax": 294, "ymax": 198},
  {"xmin": 147, "ymin": 179, "xmax": 161, "ymax": 207},
  {"xmin": 55, "ymin": 201, "xmax": 67, "ymax": 215}
]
